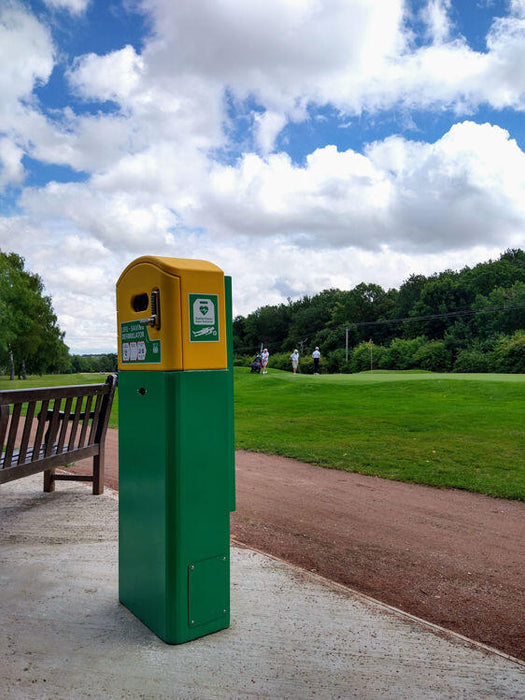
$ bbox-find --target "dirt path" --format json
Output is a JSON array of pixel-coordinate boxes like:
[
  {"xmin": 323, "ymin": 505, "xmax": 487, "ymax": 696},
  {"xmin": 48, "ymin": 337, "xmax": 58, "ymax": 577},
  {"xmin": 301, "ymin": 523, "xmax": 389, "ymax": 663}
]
[{"xmin": 74, "ymin": 429, "xmax": 525, "ymax": 660}]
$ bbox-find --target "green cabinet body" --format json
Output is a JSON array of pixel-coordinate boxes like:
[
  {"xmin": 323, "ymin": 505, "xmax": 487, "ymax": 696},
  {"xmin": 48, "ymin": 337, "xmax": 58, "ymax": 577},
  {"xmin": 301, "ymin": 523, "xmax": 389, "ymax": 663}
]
[{"xmin": 119, "ymin": 369, "xmax": 234, "ymax": 643}]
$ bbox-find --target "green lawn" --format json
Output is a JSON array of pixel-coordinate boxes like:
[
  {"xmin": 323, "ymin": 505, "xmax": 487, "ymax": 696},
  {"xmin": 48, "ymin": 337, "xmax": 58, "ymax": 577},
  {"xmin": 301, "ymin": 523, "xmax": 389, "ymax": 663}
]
[
  {"xmin": 234, "ymin": 368, "xmax": 525, "ymax": 500},
  {"xmin": 2, "ymin": 369, "xmax": 524, "ymax": 500}
]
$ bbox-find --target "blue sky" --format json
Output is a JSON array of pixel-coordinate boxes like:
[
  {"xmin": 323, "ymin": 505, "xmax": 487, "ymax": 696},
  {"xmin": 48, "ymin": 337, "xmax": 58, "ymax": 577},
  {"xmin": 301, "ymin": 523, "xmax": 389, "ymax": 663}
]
[{"xmin": 1, "ymin": 0, "xmax": 525, "ymax": 352}]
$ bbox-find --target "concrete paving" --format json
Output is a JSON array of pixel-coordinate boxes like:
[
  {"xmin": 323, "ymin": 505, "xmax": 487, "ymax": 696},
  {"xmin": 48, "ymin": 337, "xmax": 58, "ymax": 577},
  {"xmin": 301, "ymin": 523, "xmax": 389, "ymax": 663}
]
[{"xmin": 1, "ymin": 475, "xmax": 525, "ymax": 699}]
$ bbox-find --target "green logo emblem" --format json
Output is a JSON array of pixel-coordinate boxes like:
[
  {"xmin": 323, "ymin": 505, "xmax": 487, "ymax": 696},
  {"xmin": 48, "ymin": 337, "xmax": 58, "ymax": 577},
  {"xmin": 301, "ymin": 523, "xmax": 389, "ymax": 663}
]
[{"xmin": 189, "ymin": 293, "xmax": 219, "ymax": 342}]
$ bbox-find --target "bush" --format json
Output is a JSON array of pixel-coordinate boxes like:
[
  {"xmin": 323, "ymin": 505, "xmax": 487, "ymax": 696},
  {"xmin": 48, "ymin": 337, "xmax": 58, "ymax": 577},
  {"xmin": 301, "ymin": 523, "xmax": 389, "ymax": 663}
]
[
  {"xmin": 325, "ymin": 348, "xmax": 352, "ymax": 373},
  {"xmin": 387, "ymin": 336, "xmax": 427, "ymax": 370},
  {"xmin": 493, "ymin": 331, "xmax": 525, "ymax": 373},
  {"xmin": 413, "ymin": 341, "xmax": 452, "ymax": 372},
  {"xmin": 350, "ymin": 342, "xmax": 388, "ymax": 373},
  {"xmin": 350, "ymin": 342, "xmax": 372, "ymax": 372},
  {"xmin": 453, "ymin": 349, "xmax": 490, "ymax": 373},
  {"xmin": 234, "ymin": 355, "xmax": 253, "ymax": 367},
  {"xmin": 268, "ymin": 352, "xmax": 293, "ymax": 372},
  {"xmin": 267, "ymin": 351, "xmax": 320, "ymax": 373}
]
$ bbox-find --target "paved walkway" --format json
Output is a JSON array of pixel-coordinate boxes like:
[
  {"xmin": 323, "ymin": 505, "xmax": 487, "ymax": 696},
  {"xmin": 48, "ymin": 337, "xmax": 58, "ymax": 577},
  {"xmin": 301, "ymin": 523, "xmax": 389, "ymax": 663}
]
[{"xmin": 1, "ymin": 475, "xmax": 525, "ymax": 699}]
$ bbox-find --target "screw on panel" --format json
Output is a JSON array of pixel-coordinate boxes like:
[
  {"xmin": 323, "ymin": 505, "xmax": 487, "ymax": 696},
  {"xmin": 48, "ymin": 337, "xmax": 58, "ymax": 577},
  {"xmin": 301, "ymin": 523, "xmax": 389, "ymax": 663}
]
[
  {"xmin": 190, "ymin": 565, "xmax": 194, "ymax": 570},
  {"xmin": 191, "ymin": 620, "xmax": 195, "ymax": 625}
]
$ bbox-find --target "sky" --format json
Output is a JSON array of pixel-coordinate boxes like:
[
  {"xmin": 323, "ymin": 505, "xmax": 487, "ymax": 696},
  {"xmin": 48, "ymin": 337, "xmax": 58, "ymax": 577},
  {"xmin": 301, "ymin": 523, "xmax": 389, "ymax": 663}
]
[{"xmin": 1, "ymin": 0, "xmax": 525, "ymax": 353}]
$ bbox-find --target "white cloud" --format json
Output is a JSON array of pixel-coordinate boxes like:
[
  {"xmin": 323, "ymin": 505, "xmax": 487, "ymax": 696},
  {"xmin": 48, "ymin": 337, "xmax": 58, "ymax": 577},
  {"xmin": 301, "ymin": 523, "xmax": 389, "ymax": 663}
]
[
  {"xmin": 43, "ymin": 0, "xmax": 90, "ymax": 16},
  {"xmin": 127, "ymin": 0, "xmax": 525, "ymax": 122},
  {"xmin": 0, "ymin": 137, "xmax": 25, "ymax": 189},
  {"xmin": 135, "ymin": 0, "xmax": 406, "ymax": 116},
  {"xmin": 253, "ymin": 111, "xmax": 287, "ymax": 154},
  {"xmin": 201, "ymin": 122, "xmax": 525, "ymax": 253},
  {"xmin": 0, "ymin": 3, "xmax": 54, "ymax": 111},
  {"xmin": 20, "ymin": 182, "xmax": 181, "ymax": 252},
  {"xmin": 367, "ymin": 122, "xmax": 525, "ymax": 250},
  {"xmin": 419, "ymin": 0, "xmax": 453, "ymax": 44},
  {"xmin": 69, "ymin": 45, "xmax": 145, "ymax": 103}
]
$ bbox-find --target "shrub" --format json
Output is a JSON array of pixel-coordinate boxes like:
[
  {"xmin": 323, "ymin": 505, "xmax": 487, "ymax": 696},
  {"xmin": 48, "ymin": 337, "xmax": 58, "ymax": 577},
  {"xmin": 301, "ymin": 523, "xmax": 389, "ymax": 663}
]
[
  {"xmin": 493, "ymin": 331, "xmax": 525, "ymax": 373},
  {"xmin": 350, "ymin": 342, "xmax": 388, "ymax": 373},
  {"xmin": 387, "ymin": 336, "xmax": 427, "ymax": 370},
  {"xmin": 453, "ymin": 349, "xmax": 490, "ymax": 373},
  {"xmin": 234, "ymin": 355, "xmax": 253, "ymax": 367},
  {"xmin": 413, "ymin": 341, "xmax": 452, "ymax": 372},
  {"xmin": 268, "ymin": 352, "xmax": 293, "ymax": 372},
  {"xmin": 325, "ymin": 348, "xmax": 352, "ymax": 373}
]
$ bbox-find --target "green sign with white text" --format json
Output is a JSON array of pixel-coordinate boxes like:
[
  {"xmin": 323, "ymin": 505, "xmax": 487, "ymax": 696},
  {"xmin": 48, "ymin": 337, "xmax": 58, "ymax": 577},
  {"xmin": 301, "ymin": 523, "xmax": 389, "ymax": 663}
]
[{"xmin": 120, "ymin": 321, "xmax": 161, "ymax": 364}]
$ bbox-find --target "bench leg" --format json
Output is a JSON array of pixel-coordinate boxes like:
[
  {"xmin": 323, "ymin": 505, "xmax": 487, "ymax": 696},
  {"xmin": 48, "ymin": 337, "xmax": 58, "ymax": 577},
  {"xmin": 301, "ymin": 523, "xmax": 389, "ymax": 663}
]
[
  {"xmin": 43, "ymin": 468, "xmax": 56, "ymax": 492},
  {"xmin": 93, "ymin": 453, "xmax": 105, "ymax": 495}
]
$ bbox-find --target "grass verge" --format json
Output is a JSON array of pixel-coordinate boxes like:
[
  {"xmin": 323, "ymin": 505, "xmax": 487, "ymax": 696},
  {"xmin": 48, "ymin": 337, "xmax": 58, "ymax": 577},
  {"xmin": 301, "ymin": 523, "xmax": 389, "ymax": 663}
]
[{"xmin": 234, "ymin": 368, "xmax": 525, "ymax": 500}]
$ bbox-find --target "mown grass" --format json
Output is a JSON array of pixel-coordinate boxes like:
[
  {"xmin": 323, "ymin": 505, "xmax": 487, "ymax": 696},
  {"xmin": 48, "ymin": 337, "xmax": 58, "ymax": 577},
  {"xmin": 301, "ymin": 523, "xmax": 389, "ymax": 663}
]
[
  {"xmin": 234, "ymin": 368, "xmax": 525, "ymax": 500},
  {"xmin": 2, "ymin": 370, "xmax": 524, "ymax": 499}
]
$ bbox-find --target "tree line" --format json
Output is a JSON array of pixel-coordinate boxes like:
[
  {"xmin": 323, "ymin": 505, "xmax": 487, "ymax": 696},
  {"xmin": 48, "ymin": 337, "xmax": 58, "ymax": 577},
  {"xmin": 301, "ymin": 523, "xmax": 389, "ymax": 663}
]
[{"xmin": 233, "ymin": 249, "xmax": 525, "ymax": 374}]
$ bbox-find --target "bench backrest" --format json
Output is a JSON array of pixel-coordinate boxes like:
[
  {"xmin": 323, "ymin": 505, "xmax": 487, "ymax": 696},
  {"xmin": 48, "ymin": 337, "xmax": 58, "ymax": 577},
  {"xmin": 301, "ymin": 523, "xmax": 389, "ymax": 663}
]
[{"xmin": 0, "ymin": 375, "xmax": 116, "ymax": 476}]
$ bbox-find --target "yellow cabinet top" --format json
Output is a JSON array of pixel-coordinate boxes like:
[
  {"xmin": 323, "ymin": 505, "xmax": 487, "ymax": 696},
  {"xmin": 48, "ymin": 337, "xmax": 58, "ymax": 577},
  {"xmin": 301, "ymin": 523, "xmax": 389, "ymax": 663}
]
[{"xmin": 116, "ymin": 256, "xmax": 227, "ymax": 371}]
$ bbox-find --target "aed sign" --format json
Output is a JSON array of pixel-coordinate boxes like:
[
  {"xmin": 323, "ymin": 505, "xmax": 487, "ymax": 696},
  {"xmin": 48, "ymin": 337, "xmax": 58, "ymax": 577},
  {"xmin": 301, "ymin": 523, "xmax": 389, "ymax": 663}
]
[
  {"xmin": 189, "ymin": 293, "xmax": 220, "ymax": 342},
  {"xmin": 120, "ymin": 321, "xmax": 161, "ymax": 364}
]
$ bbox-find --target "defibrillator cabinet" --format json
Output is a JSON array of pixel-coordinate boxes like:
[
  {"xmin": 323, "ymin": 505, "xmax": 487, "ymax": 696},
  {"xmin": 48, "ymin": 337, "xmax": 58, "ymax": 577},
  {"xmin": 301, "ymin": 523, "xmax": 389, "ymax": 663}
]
[{"xmin": 116, "ymin": 256, "xmax": 235, "ymax": 644}]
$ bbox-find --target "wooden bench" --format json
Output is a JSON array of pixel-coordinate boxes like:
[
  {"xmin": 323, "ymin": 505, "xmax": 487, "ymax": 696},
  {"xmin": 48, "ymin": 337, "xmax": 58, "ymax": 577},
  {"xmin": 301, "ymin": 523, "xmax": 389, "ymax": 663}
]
[{"xmin": 0, "ymin": 375, "xmax": 116, "ymax": 494}]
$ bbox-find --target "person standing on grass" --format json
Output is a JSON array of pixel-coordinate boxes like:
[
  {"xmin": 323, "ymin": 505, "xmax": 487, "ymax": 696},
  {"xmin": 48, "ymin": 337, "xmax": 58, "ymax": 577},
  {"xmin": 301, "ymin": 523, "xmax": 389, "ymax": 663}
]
[
  {"xmin": 290, "ymin": 349, "xmax": 299, "ymax": 374},
  {"xmin": 261, "ymin": 348, "xmax": 269, "ymax": 374},
  {"xmin": 312, "ymin": 346, "xmax": 321, "ymax": 374}
]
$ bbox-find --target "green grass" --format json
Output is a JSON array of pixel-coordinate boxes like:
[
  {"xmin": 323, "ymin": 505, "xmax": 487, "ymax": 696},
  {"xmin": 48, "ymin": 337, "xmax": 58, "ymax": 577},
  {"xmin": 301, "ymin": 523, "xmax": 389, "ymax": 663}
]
[
  {"xmin": 3, "ymin": 369, "xmax": 524, "ymax": 500},
  {"xmin": 234, "ymin": 368, "xmax": 525, "ymax": 501}
]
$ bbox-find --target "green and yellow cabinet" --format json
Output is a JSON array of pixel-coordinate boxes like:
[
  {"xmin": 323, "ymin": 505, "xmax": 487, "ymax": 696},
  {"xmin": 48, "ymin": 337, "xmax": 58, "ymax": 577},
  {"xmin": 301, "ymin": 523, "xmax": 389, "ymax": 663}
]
[{"xmin": 116, "ymin": 256, "xmax": 235, "ymax": 644}]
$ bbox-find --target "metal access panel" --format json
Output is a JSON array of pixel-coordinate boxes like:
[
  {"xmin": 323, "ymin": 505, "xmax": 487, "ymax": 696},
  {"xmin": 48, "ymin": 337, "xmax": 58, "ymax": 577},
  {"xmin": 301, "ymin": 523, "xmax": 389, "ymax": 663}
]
[{"xmin": 188, "ymin": 555, "xmax": 229, "ymax": 628}]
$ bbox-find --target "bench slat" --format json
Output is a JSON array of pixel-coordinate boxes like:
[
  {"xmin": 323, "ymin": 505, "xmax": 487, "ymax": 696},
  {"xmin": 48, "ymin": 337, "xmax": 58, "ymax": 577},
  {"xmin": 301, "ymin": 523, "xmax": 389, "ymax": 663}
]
[
  {"xmin": 0, "ymin": 383, "xmax": 110, "ymax": 405},
  {"xmin": 0, "ymin": 405, "xmax": 9, "ymax": 454},
  {"xmin": 57, "ymin": 396, "xmax": 73, "ymax": 452},
  {"xmin": 32, "ymin": 400, "xmax": 49, "ymax": 462},
  {"xmin": 18, "ymin": 401, "xmax": 37, "ymax": 464},
  {"xmin": 78, "ymin": 395, "xmax": 93, "ymax": 448},
  {"xmin": 4, "ymin": 403, "xmax": 22, "ymax": 469},
  {"xmin": 68, "ymin": 396, "xmax": 83, "ymax": 450},
  {"xmin": 88, "ymin": 393, "xmax": 104, "ymax": 445},
  {"xmin": 0, "ymin": 444, "xmax": 100, "ymax": 484},
  {"xmin": 45, "ymin": 399, "xmax": 63, "ymax": 457}
]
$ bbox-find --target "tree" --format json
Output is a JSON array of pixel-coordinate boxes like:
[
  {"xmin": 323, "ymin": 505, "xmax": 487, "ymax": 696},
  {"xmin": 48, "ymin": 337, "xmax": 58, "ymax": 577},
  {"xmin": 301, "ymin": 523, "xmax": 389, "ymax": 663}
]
[
  {"xmin": 244, "ymin": 303, "xmax": 292, "ymax": 353},
  {"xmin": 0, "ymin": 251, "xmax": 70, "ymax": 378}
]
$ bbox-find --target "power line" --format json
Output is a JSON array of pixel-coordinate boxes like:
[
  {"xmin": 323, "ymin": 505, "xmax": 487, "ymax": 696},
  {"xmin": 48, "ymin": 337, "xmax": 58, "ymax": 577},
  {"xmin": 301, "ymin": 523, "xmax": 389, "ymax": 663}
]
[{"xmin": 344, "ymin": 302, "xmax": 525, "ymax": 329}]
